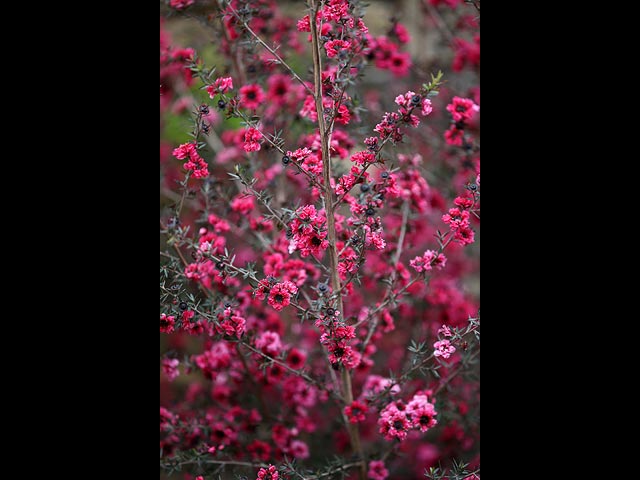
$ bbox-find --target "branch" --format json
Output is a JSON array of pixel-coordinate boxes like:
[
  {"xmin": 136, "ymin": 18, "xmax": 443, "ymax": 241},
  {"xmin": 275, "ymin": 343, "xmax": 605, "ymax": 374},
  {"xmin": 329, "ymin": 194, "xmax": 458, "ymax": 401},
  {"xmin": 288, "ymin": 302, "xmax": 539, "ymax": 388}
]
[
  {"xmin": 309, "ymin": 2, "xmax": 366, "ymax": 479},
  {"xmin": 226, "ymin": 3, "xmax": 314, "ymax": 97}
]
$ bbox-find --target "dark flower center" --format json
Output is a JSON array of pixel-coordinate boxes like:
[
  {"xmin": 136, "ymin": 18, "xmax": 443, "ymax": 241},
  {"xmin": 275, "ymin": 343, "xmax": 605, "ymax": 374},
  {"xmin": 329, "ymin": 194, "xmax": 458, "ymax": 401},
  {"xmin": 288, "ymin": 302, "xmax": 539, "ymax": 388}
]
[
  {"xmin": 274, "ymin": 294, "xmax": 284, "ymax": 303},
  {"xmin": 456, "ymin": 105, "xmax": 467, "ymax": 112},
  {"xmin": 246, "ymin": 90, "xmax": 256, "ymax": 100},
  {"xmin": 311, "ymin": 236, "xmax": 322, "ymax": 246},
  {"xmin": 393, "ymin": 420, "xmax": 405, "ymax": 430},
  {"xmin": 334, "ymin": 347, "xmax": 345, "ymax": 357}
]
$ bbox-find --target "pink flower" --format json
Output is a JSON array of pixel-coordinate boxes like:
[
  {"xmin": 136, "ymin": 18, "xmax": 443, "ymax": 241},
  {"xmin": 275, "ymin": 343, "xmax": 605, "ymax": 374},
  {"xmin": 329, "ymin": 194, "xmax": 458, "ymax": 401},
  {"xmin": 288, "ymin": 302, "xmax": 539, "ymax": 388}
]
[
  {"xmin": 297, "ymin": 14, "xmax": 311, "ymax": 32},
  {"xmin": 170, "ymin": 0, "xmax": 194, "ymax": 10},
  {"xmin": 325, "ymin": 39, "xmax": 351, "ymax": 57},
  {"xmin": 434, "ymin": 339, "xmax": 456, "ymax": 359},
  {"xmin": 389, "ymin": 51, "xmax": 411, "ymax": 77},
  {"xmin": 289, "ymin": 439, "xmax": 310, "ymax": 459},
  {"xmin": 345, "ymin": 400, "xmax": 369, "ymax": 423},
  {"xmin": 327, "ymin": 343, "xmax": 361, "ymax": 369},
  {"xmin": 368, "ymin": 460, "xmax": 389, "ymax": 480},
  {"xmin": 446, "ymin": 96, "xmax": 480, "ymax": 123},
  {"xmin": 438, "ymin": 325, "xmax": 453, "ymax": 337},
  {"xmin": 255, "ymin": 331, "xmax": 283, "ymax": 356},
  {"xmin": 287, "ymin": 348, "xmax": 307, "ymax": 369},
  {"xmin": 243, "ymin": 127, "xmax": 263, "ymax": 152},
  {"xmin": 421, "ymin": 98, "xmax": 433, "ymax": 116},
  {"xmin": 256, "ymin": 464, "xmax": 279, "ymax": 480},
  {"xmin": 160, "ymin": 313, "xmax": 176, "ymax": 334},
  {"xmin": 239, "ymin": 84, "xmax": 266, "ymax": 110},
  {"xmin": 351, "ymin": 150, "xmax": 375, "ymax": 165},
  {"xmin": 231, "ymin": 195, "xmax": 255, "ymax": 214},
  {"xmin": 378, "ymin": 401, "xmax": 412, "ymax": 441},
  {"xmin": 206, "ymin": 76, "xmax": 234, "ymax": 97},
  {"xmin": 334, "ymin": 104, "xmax": 351, "ymax": 125},
  {"xmin": 407, "ymin": 392, "xmax": 438, "ymax": 432},
  {"xmin": 410, "ymin": 255, "xmax": 430, "ymax": 273},
  {"xmin": 162, "ymin": 358, "xmax": 180, "ymax": 382},
  {"xmin": 267, "ymin": 281, "xmax": 298, "ymax": 311},
  {"xmin": 393, "ymin": 23, "xmax": 411, "ymax": 44},
  {"xmin": 172, "ymin": 142, "xmax": 209, "ymax": 178},
  {"xmin": 289, "ymin": 205, "xmax": 330, "ymax": 258},
  {"xmin": 361, "ymin": 375, "xmax": 400, "ymax": 399},
  {"xmin": 286, "ymin": 147, "xmax": 313, "ymax": 163},
  {"xmin": 444, "ymin": 125, "xmax": 464, "ymax": 146}
]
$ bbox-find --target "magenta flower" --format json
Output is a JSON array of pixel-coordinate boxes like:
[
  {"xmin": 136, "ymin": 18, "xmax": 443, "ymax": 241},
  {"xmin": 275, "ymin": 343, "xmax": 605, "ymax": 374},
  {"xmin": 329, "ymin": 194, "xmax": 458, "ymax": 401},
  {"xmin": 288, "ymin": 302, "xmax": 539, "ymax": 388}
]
[
  {"xmin": 434, "ymin": 339, "xmax": 456, "ymax": 359},
  {"xmin": 240, "ymin": 84, "xmax": 266, "ymax": 110},
  {"xmin": 267, "ymin": 281, "xmax": 298, "ymax": 311}
]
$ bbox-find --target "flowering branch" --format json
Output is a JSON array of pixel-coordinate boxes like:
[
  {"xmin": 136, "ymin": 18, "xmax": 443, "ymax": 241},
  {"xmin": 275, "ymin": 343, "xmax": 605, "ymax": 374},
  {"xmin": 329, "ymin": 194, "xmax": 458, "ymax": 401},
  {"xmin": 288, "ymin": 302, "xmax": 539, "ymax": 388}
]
[{"xmin": 309, "ymin": 1, "xmax": 365, "ymax": 478}]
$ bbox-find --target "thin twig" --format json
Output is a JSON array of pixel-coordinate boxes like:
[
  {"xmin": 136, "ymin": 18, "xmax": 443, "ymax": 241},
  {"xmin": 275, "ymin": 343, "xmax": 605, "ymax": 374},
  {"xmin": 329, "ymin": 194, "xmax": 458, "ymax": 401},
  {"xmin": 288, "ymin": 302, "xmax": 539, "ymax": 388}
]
[
  {"xmin": 360, "ymin": 201, "xmax": 410, "ymax": 351},
  {"xmin": 226, "ymin": 3, "xmax": 314, "ymax": 97}
]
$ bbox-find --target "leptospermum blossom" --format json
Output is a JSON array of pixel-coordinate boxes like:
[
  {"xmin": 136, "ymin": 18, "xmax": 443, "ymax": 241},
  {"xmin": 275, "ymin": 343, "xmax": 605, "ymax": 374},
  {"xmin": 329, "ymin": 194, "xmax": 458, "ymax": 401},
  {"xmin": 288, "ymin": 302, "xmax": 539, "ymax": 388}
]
[
  {"xmin": 172, "ymin": 142, "xmax": 209, "ymax": 178},
  {"xmin": 368, "ymin": 460, "xmax": 389, "ymax": 480},
  {"xmin": 206, "ymin": 76, "xmax": 234, "ymax": 97},
  {"xmin": 256, "ymin": 464, "xmax": 279, "ymax": 480},
  {"xmin": 161, "ymin": 1, "xmax": 479, "ymax": 476},
  {"xmin": 267, "ymin": 281, "xmax": 298, "ymax": 311},
  {"xmin": 434, "ymin": 339, "xmax": 456, "ymax": 359},
  {"xmin": 344, "ymin": 400, "xmax": 369, "ymax": 423},
  {"xmin": 239, "ymin": 84, "xmax": 266, "ymax": 110},
  {"xmin": 243, "ymin": 126, "xmax": 263, "ymax": 152},
  {"xmin": 446, "ymin": 96, "xmax": 480, "ymax": 122},
  {"xmin": 170, "ymin": 0, "xmax": 194, "ymax": 10}
]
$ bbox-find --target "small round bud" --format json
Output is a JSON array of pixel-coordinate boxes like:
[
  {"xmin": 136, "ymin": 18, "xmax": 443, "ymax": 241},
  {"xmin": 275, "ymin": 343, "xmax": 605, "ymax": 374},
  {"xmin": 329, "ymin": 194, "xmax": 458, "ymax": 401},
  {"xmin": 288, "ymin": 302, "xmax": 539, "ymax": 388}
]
[
  {"xmin": 318, "ymin": 283, "xmax": 328, "ymax": 292},
  {"xmin": 199, "ymin": 104, "xmax": 209, "ymax": 114},
  {"xmin": 224, "ymin": 302, "xmax": 231, "ymax": 308},
  {"xmin": 217, "ymin": 100, "xmax": 226, "ymax": 109},
  {"xmin": 411, "ymin": 94, "xmax": 421, "ymax": 105},
  {"xmin": 365, "ymin": 207, "xmax": 375, "ymax": 216},
  {"xmin": 360, "ymin": 183, "xmax": 370, "ymax": 192},
  {"xmin": 216, "ymin": 261, "xmax": 225, "ymax": 270},
  {"xmin": 179, "ymin": 302, "xmax": 188, "ymax": 311},
  {"xmin": 282, "ymin": 155, "xmax": 291, "ymax": 165},
  {"xmin": 326, "ymin": 308, "xmax": 336, "ymax": 316},
  {"xmin": 381, "ymin": 172, "xmax": 389, "ymax": 179},
  {"xmin": 468, "ymin": 183, "xmax": 478, "ymax": 192}
]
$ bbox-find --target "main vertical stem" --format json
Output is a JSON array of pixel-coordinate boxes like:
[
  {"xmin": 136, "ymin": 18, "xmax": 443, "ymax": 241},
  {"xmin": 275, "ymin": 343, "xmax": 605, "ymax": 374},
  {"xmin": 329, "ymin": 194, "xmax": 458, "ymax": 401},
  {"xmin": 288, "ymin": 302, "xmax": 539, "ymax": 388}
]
[{"xmin": 309, "ymin": 3, "xmax": 366, "ymax": 479}]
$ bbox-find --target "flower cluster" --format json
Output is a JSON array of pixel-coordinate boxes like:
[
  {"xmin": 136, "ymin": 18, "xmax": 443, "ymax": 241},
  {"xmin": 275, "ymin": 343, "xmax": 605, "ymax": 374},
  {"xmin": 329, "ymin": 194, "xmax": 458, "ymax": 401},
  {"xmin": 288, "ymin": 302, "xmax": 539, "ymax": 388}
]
[
  {"xmin": 243, "ymin": 126, "xmax": 263, "ymax": 152},
  {"xmin": 172, "ymin": 142, "xmax": 209, "ymax": 178},
  {"xmin": 442, "ymin": 192, "xmax": 477, "ymax": 245},
  {"xmin": 378, "ymin": 392, "xmax": 438, "ymax": 441},
  {"xmin": 444, "ymin": 96, "xmax": 480, "ymax": 146},
  {"xmin": 256, "ymin": 464, "xmax": 279, "ymax": 480},
  {"xmin": 288, "ymin": 205, "xmax": 329, "ymax": 258},
  {"xmin": 206, "ymin": 76, "xmax": 234, "ymax": 97},
  {"xmin": 410, "ymin": 250, "xmax": 447, "ymax": 273}
]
